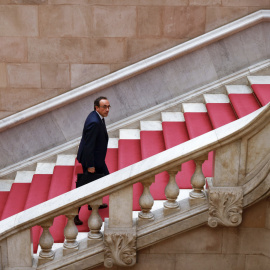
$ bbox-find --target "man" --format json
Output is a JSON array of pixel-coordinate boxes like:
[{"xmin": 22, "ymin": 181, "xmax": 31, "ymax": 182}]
[{"xmin": 75, "ymin": 96, "xmax": 111, "ymax": 225}]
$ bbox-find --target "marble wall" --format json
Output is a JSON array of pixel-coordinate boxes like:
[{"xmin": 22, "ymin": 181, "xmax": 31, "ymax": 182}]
[
  {"xmin": 0, "ymin": 22, "xmax": 270, "ymax": 170},
  {"xmin": 90, "ymin": 197, "xmax": 270, "ymax": 270},
  {"xmin": 0, "ymin": 1, "xmax": 270, "ymax": 118}
]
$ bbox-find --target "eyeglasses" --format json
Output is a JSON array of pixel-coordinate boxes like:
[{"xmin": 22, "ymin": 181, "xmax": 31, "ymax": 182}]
[{"xmin": 99, "ymin": 105, "xmax": 111, "ymax": 109}]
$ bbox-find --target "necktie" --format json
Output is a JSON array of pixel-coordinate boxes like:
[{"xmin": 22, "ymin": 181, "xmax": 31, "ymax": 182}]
[{"xmin": 102, "ymin": 118, "xmax": 105, "ymax": 125}]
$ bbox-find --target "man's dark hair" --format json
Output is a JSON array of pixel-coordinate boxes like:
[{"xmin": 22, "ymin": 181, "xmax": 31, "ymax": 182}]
[{"xmin": 94, "ymin": 96, "xmax": 108, "ymax": 110}]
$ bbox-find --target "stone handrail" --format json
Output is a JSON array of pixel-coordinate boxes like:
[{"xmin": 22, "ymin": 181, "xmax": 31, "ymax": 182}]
[
  {"xmin": 0, "ymin": 10, "xmax": 270, "ymax": 133},
  {"xmin": 0, "ymin": 103, "xmax": 269, "ymax": 268}
]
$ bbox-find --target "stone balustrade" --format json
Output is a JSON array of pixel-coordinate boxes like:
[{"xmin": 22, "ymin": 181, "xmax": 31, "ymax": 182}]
[{"xmin": 0, "ymin": 103, "xmax": 269, "ymax": 269}]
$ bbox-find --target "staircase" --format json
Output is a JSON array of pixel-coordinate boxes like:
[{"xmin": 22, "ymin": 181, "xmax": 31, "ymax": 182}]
[
  {"xmin": 1, "ymin": 10, "xmax": 270, "ymax": 268},
  {"xmin": 0, "ymin": 75, "xmax": 269, "ymax": 260}
]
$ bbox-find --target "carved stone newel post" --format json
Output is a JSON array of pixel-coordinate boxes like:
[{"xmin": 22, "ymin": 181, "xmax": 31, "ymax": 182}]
[
  {"xmin": 139, "ymin": 176, "xmax": 155, "ymax": 219},
  {"xmin": 63, "ymin": 209, "xmax": 79, "ymax": 255},
  {"xmin": 164, "ymin": 167, "xmax": 181, "ymax": 209},
  {"xmin": 104, "ymin": 185, "xmax": 136, "ymax": 268},
  {"xmin": 104, "ymin": 227, "xmax": 136, "ymax": 268},
  {"xmin": 208, "ymin": 186, "xmax": 243, "ymax": 227},
  {"xmin": 190, "ymin": 154, "xmax": 208, "ymax": 199},
  {"xmin": 38, "ymin": 218, "xmax": 55, "ymax": 265}
]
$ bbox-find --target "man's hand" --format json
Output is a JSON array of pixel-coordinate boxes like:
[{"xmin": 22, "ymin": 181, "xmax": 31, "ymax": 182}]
[{"xmin": 88, "ymin": 167, "xmax": 95, "ymax": 173}]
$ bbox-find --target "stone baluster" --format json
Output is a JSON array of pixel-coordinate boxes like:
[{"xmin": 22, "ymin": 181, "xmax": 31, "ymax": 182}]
[
  {"xmin": 189, "ymin": 154, "xmax": 208, "ymax": 199},
  {"xmin": 139, "ymin": 176, "xmax": 155, "ymax": 219},
  {"xmin": 164, "ymin": 166, "xmax": 181, "ymax": 209},
  {"xmin": 88, "ymin": 198, "xmax": 103, "ymax": 244},
  {"xmin": 63, "ymin": 209, "xmax": 79, "ymax": 255},
  {"xmin": 38, "ymin": 218, "xmax": 55, "ymax": 265}
]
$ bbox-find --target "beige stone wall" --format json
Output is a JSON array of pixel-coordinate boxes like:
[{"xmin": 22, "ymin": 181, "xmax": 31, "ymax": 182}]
[
  {"xmin": 94, "ymin": 197, "xmax": 270, "ymax": 270},
  {"xmin": 0, "ymin": 1, "xmax": 270, "ymax": 119}
]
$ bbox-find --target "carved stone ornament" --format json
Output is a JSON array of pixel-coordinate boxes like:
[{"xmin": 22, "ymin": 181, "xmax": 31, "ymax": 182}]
[
  {"xmin": 208, "ymin": 186, "xmax": 243, "ymax": 228},
  {"xmin": 104, "ymin": 232, "xmax": 136, "ymax": 268}
]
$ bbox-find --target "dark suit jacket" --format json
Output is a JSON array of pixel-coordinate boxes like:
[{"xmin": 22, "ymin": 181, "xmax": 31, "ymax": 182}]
[{"xmin": 77, "ymin": 110, "xmax": 109, "ymax": 175}]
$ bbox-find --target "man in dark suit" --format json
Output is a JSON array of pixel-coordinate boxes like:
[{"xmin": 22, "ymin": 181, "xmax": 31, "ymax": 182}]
[{"xmin": 75, "ymin": 96, "xmax": 111, "ymax": 225}]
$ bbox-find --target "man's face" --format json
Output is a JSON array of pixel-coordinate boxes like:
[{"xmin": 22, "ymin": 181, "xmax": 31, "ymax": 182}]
[{"xmin": 95, "ymin": 99, "xmax": 110, "ymax": 118}]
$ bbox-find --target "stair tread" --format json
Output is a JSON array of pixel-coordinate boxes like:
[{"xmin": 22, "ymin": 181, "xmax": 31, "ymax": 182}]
[
  {"xmin": 0, "ymin": 180, "xmax": 13, "ymax": 191},
  {"xmin": 35, "ymin": 163, "xmax": 55, "ymax": 174},
  {"xmin": 14, "ymin": 171, "xmax": 35, "ymax": 183},
  {"xmin": 161, "ymin": 112, "xmax": 185, "ymax": 122},
  {"xmin": 228, "ymin": 93, "xmax": 261, "ymax": 118},
  {"xmin": 108, "ymin": 138, "xmax": 119, "ymax": 148},
  {"xmin": 182, "ymin": 103, "xmax": 207, "ymax": 112},
  {"xmin": 106, "ymin": 148, "xmax": 118, "ymax": 176},
  {"xmin": 184, "ymin": 112, "xmax": 213, "ymax": 138},
  {"xmin": 0, "ymin": 192, "xmax": 9, "ymax": 219},
  {"xmin": 140, "ymin": 121, "xmax": 162, "ymax": 131},
  {"xmin": 251, "ymin": 84, "xmax": 270, "ymax": 106},
  {"xmin": 1, "ymin": 183, "xmax": 31, "ymax": 220},
  {"xmin": 56, "ymin": 155, "xmax": 76, "ymax": 166},
  {"xmin": 183, "ymin": 111, "xmax": 213, "ymax": 177},
  {"xmin": 248, "ymin": 75, "xmax": 270, "ymax": 84},
  {"xmin": 24, "ymin": 174, "xmax": 52, "ymax": 253},
  {"xmin": 206, "ymin": 103, "xmax": 237, "ymax": 129},
  {"xmin": 226, "ymin": 85, "xmax": 252, "ymax": 94},
  {"xmin": 204, "ymin": 94, "xmax": 230, "ymax": 104},
  {"xmin": 140, "ymin": 130, "xmax": 167, "ymax": 199},
  {"xmin": 46, "ymin": 166, "xmax": 74, "ymax": 243},
  {"xmin": 162, "ymin": 121, "xmax": 193, "ymax": 189},
  {"xmin": 118, "ymin": 139, "xmax": 143, "ymax": 210},
  {"xmin": 119, "ymin": 129, "xmax": 140, "ymax": 139}
]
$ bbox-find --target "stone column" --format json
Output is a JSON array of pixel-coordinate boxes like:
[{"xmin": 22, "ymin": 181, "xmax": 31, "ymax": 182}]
[
  {"xmin": 213, "ymin": 141, "xmax": 242, "ymax": 186},
  {"xmin": 5, "ymin": 229, "xmax": 33, "ymax": 268}
]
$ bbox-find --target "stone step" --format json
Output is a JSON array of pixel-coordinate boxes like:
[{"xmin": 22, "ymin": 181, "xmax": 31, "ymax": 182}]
[
  {"xmin": 119, "ymin": 129, "xmax": 140, "ymax": 139},
  {"xmin": 108, "ymin": 138, "xmax": 119, "ymax": 148},
  {"xmin": 14, "ymin": 171, "xmax": 35, "ymax": 183},
  {"xmin": 140, "ymin": 120, "xmax": 162, "ymax": 131},
  {"xmin": 182, "ymin": 103, "xmax": 207, "ymax": 113},
  {"xmin": 56, "ymin": 155, "xmax": 76, "ymax": 166},
  {"xmin": 203, "ymin": 94, "xmax": 230, "ymax": 104},
  {"xmin": 226, "ymin": 85, "xmax": 253, "ymax": 94},
  {"xmin": 248, "ymin": 75, "xmax": 270, "ymax": 84},
  {"xmin": 35, "ymin": 163, "xmax": 55, "ymax": 174},
  {"xmin": 0, "ymin": 180, "xmax": 13, "ymax": 191},
  {"xmin": 161, "ymin": 112, "xmax": 185, "ymax": 122}
]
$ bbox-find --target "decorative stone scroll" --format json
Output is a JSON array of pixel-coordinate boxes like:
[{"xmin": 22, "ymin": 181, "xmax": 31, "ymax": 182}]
[
  {"xmin": 104, "ymin": 220, "xmax": 136, "ymax": 268},
  {"xmin": 208, "ymin": 186, "xmax": 243, "ymax": 227}
]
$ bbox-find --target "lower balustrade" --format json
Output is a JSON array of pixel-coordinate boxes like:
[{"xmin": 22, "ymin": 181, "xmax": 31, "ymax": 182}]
[{"xmin": 36, "ymin": 154, "xmax": 209, "ymax": 268}]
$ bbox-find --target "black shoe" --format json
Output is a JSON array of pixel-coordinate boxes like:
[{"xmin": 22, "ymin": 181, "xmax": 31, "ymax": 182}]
[
  {"xmin": 88, "ymin": 203, "xmax": 108, "ymax": 211},
  {"xmin": 74, "ymin": 215, "xmax": 83, "ymax": 225}
]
